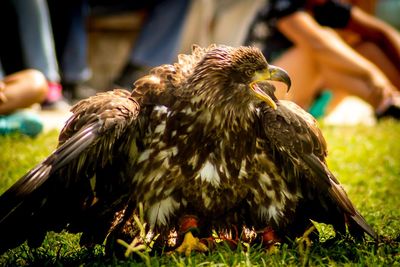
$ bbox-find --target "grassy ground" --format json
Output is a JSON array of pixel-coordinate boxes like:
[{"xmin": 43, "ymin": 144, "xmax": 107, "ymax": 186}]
[{"xmin": 0, "ymin": 120, "xmax": 399, "ymax": 266}]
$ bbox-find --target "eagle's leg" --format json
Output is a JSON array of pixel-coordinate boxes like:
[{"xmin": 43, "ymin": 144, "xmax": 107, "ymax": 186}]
[
  {"xmin": 260, "ymin": 226, "xmax": 281, "ymax": 253},
  {"xmin": 296, "ymin": 225, "xmax": 316, "ymax": 266},
  {"xmin": 175, "ymin": 215, "xmax": 208, "ymax": 256},
  {"xmin": 296, "ymin": 225, "xmax": 316, "ymax": 250}
]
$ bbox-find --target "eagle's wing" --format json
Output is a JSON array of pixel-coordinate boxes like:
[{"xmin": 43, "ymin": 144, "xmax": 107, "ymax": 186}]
[
  {"xmin": 0, "ymin": 44, "xmax": 211, "ymax": 254},
  {"xmin": 261, "ymin": 100, "xmax": 377, "ymax": 240},
  {"xmin": 0, "ymin": 89, "xmax": 141, "ymax": 253}
]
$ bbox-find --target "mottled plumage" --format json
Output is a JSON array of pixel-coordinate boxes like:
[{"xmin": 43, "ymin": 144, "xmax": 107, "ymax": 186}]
[{"xmin": 0, "ymin": 45, "xmax": 376, "ymax": 255}]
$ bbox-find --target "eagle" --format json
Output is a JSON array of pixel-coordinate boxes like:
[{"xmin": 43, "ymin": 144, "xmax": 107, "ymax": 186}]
[{"xmin": 0, "ymin": 44, "xmax": 376, "ymax": 256}]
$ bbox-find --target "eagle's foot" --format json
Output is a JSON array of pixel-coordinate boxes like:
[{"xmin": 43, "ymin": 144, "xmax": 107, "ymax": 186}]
[
  {"xmin": 173, "ymin": 215, "xmax": 208, "ymax": 256},
  {"xmin": 175, "ymin": 231, "xmax": 208, "ymax": 256}
]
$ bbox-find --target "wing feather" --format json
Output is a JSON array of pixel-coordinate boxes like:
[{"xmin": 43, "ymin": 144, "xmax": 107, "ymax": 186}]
[
  {"xmin": 261, "ymin": 100, "xmax": 377, "ymax": 239},
  {"xmin": 0, "ymin": 89, "xmax": 141, "ymax": 253}
]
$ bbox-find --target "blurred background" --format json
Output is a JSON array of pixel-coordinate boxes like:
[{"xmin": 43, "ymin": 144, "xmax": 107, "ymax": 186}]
[{"xmin": 0, "ymin": 0, "xmax": 399, "ymax": 133}]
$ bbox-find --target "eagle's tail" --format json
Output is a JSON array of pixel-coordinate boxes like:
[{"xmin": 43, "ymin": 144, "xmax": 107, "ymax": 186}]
[
  {"xmin": 303, "ymin": 154, "xmax": 378, "ymax": 241},
  {"xmin": 0, "ymin": 123, "xmax": 100, "ymax": 254},
  {"xmin": 329, "ymin": 181, "xmax": 378, "ymax": 240}
]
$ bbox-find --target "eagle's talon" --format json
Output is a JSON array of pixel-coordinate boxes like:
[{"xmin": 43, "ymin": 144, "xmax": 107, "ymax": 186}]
[
  {"xmin": 260, "ymin": 226, "xmax": 281, "ymax": 252},
  {"xmin": 175, "ymin": 231, "xmax": 208, "ymax": 256}
]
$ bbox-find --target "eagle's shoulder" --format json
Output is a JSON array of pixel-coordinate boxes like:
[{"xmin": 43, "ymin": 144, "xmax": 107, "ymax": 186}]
[
  {"xmin": 261, "ymin": 100, "xmax": 327, "ymax": 160},
  {"xmin": 279, "ymin": 100, "xmax": 327, "ymax": 156},
  {"xmin": 131, "ymin": 44, "xmax": 218, "ymax": 105},
  {"xmin": 60, "ymin": 89, "xmax": 139, "ymax": 144}
]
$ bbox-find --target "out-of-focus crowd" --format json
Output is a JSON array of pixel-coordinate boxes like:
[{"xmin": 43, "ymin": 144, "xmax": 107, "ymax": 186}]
[{"xmin": 0, "ymin": 0, "xmax": 399, "ymax": 136}]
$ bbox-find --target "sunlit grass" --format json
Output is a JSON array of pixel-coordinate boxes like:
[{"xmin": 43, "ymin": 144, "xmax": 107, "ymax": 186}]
[{"xmin": 0, "ymin": 120, "xmax": 399, "ymax": 266}]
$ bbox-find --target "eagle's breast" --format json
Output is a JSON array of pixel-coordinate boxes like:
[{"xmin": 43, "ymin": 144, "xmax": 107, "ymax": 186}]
[{"xmin": 131, "ymin": 103, "xmax": 299, "ymax": 228}]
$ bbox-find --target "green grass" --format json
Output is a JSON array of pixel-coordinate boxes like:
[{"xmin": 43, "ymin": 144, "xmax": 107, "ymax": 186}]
[{"xmin": 0, "ymin": 120, "xmax": 399, "ymax": 266}]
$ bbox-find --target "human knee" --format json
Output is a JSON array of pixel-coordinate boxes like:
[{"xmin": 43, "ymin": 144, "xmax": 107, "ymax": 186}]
[
  {"xmin": 23, "ymin": 69, "xmax": 48, "ymax": 102},
  {"xmin": 354, "ymin": 41, "xmax": 382, "ymax": 57}
]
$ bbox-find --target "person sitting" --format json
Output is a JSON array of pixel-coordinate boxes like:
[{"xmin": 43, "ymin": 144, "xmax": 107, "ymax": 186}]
[
  {"xmin": 0, "ymin": 69, "xmax": 48, "ymax": 137},
  {"xmin": 1, "ymin": 0, "xmax": 69, "ymax": 110},
  {"xmin": 245, "ymin": 0, "xmax": 400, "ymax": 120},
  {"xmin": 113, "ymin": 0, "xmax": 191, "ymax": 89}
]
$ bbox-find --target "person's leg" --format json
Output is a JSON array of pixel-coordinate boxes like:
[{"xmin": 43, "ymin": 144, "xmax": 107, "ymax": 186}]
[
  {"xmin": 13, "ymin": 0, "xmax": 60, "ymax": 83},
  {"xmin": 115, "ymin": 0, "xmax": 191, "ymax": 88},
  {"xmin": 0, "ymin": 69, "xmax": 46, "ymax": 136},
  {"xmin": 316, "ymin": 41, "xmax": 400, "ymax": 114},
  {"xmin": 12, "ymin": 0, "xmax": 67, "ymax": 108},
  {"xmin": 48, "ymin": 0, "xmax": 91, "ymax": 85},
  {"xmin": 354, "ymin": 41, "xmax": 400, "ymax": 90},
  {"xmin": 320, "ymin": 60, "xmax": 400, "ymax": 119},
  {"xmin": 0, "ymin": 70, "xmax": 48, "ymax": 114},
  {"xmin": 320, "ymin": 65, "xmax": 386, "ymax": 109},
  {"xmin": 47, "ymin": 0, "xmax": 95, "ymax": 101},
  {"xmin": 129, "ymin": 0, "xmax": 191, "ymax": 67},
  {"xmin": 272, "ymin": 44, "xmax": 398, "ymax": 118},
  {"xmin": 272, "ymin": 46, "xmax": 323, "ymax": 109}
]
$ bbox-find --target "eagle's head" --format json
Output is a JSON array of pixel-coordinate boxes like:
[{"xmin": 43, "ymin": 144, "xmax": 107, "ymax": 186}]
[{"xmin": 189, "ymin": 45, "xmax": 291, "ymax": 110}]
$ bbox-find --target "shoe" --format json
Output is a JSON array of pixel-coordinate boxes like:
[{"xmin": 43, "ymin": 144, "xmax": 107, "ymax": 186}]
[
  {"xmin": 376, "ymin": 96, "xmax": 400, "ymax": 120},
  {"xmin": 113, "ymin": 63, "xmax": 150, "ymax": 89},
  {"xmin": 376, "ymin": 104, "xmax": 400, "ymax": 120},
  {"xmin": 308, "ymin": 90, "xmax": 333, "ymax": 118},
  {"xmin": 0, "ymin": 111, "xmax": 43, "ymax": 137},
  {"xmin": 45, "ymin": 81, "xmax": 63, "ymax": 102},
  {"xmin": 41, "ymin": 81, "xmax": 71, "ymax": 111}
]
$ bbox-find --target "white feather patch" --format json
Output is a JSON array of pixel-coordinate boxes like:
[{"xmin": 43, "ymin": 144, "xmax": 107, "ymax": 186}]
[
  {"xmin": 153, "ymin": 105, "xmax": 168, "ymax": 113},
  {"xmin": 148, "ymin": 197, "xmax": 180, "ymax": 227},
  {"xmin": 137, "ymin": 149, "xmax": 154, "ymax": 163},
  {"xmin": 258, "ymin": 205, "xmax": 281, "ymax": 223},
  {"xmin": 199, "ymin": 160, "xmax": 220, "ymax": 187},
  {"xmin": 258, "ymin": 206, "xmax": 269, "ymax": 220},
  {"xmin": 154, "ymin": 122, "xmax": 166, "ymax": 134}
]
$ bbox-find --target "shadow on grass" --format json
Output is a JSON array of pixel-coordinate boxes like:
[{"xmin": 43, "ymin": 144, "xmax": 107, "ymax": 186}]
[{"xmin": 1, "ymin": 232, "xmax": 399, "ymax": 266}]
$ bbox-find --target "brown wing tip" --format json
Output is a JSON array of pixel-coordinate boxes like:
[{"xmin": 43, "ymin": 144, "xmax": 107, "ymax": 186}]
[{"xmin": 350, "ymin": 213, "xmax": 378, "ymax": 240}]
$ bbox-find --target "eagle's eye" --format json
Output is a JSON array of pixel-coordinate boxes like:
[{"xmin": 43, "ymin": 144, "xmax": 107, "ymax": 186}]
[{"xmin": 245, "ymin": 69, "xmax": 254, "ymax": 77}]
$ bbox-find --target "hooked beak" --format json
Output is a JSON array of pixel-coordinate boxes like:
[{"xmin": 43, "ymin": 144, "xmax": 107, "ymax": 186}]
[{"xmin": 249, "ymin": 65, "xmax": 291, "ymax": 110}]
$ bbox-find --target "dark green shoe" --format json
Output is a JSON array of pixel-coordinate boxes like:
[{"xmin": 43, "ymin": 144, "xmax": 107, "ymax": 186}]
[
  {"xmin": 308, "ymin": 90, "xmax": 333, "ymax": 119},
  {"xmin": 0, "ymin": 111, "xmax": 43, "ymax": 137}
]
